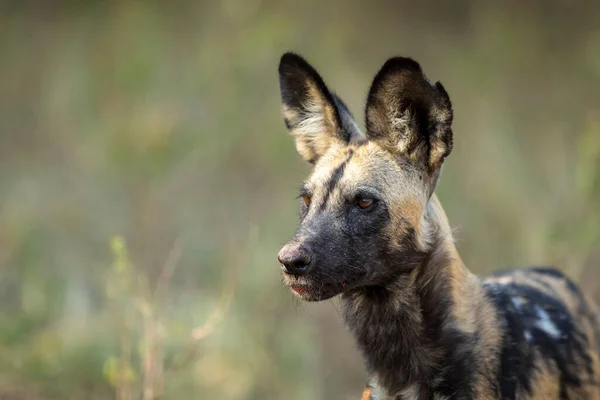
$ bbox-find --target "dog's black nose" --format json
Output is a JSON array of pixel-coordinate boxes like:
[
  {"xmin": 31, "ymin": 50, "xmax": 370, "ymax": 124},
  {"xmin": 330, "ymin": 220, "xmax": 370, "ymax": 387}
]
[{"xmin": 278, "ymin": 243, "xmax": 312, "ymax": 276}]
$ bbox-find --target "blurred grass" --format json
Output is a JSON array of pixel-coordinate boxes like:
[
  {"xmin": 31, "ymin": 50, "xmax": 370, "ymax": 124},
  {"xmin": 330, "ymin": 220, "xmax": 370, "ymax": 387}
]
[{"xmin": 0, "ymin": 0, "xmax": 599, "ymax": 399}]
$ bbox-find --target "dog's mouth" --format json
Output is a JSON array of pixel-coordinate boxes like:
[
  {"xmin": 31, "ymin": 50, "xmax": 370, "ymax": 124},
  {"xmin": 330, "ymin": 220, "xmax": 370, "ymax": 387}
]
[
  {"xmin": 288, "ymin": 282, "xmax": 344, "ymax": 301},
  {"xmin": 282, "ymin": 274, "xmax": 351, "ymax": 301}
]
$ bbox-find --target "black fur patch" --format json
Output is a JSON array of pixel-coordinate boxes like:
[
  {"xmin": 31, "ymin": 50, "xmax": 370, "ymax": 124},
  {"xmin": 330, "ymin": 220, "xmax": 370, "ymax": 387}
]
[
  {"xmin": 278, "ymin": 52, "xmax": 360, "ymax": 142},
  {"xmin": 278, "ymin": 52, "xmax": 339, "ymax": 126},
  {"xmin": 333, "ymin": 95, "xmax": 361, "ymax": 141},
  {"xmin": 417, "ymin": 257, "xmax": 479, "ymax": 398},
  {"xmin": 319, "ymin": 150, "xmax": 354, "ymax": 210},
  {"xmin": 343, "ymin": 230, "xmax": 477, "ymax": 398},
  {"xmin": 484, "ymin": 273, "xmax": 594, "ymax": 399}
]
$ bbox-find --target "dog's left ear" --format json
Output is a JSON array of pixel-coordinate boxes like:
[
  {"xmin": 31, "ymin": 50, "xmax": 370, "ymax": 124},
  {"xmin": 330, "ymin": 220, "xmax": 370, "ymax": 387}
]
[
  {"xmin": 365, "ymin": 57, "xmax": 453, "ymax": 173},
  {"xmin": 278, "ymin": 52, "xmax": 361, "ymax": 164}
]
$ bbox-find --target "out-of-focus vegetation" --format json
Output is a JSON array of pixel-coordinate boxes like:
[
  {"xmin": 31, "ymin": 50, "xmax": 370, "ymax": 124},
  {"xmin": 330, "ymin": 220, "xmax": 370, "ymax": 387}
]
[{"xmin": 0, "ymin": 1, "xmax": 599, "ymax": 399}]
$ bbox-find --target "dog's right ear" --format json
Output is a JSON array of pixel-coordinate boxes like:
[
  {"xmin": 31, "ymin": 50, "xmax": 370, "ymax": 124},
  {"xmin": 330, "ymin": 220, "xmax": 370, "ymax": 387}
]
[
  {"xmin": 278, "ymin": 53, "xmax": 360, "ymax": 164},
  {"xmin": 365, "ymin": 57, "xmax": 453, "ymax": 173}
]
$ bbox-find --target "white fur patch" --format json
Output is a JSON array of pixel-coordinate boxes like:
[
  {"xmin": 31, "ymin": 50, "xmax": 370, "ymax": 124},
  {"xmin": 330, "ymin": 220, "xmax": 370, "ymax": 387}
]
[
  {"xmin": 388, "ymin": 106, "xmax": 412, "ymax": 152},
  {"xmin": 511, "ymin": 296, "xmax": 526, "ymax": 309},
  {"xmin": 294, "ymin": 99, "xmax": 327, "ymax": 138},
  {"xmin": 398, "ymin": 383, "xmax": 421, "ymax": 399},
  {"xmin": 534, "ymin": 306, "xmax": 561, "ymax": 339}
]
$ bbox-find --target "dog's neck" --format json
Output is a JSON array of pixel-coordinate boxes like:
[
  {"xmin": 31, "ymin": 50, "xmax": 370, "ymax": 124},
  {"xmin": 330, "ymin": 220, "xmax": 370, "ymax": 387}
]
[{"xmin": 342, "ymin": 196, "xmax": 488, "ymax": 398}]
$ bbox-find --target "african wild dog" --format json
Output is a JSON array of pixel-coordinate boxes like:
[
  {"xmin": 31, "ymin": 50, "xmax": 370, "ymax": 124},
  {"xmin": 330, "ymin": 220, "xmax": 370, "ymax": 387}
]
[{"xmin": 276, "ymin": 52, "xmax": 600, "ymax": 399}]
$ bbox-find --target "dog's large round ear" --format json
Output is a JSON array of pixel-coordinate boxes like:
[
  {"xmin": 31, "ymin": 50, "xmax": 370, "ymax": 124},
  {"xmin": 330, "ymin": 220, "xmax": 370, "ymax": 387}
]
[
  {"xmin": 278, "ymin": 53, "xmax": 361, "ymax": 164},
  {"xmin": 365, "ymin": 57, "xmax": 453, "ymax": 173}
]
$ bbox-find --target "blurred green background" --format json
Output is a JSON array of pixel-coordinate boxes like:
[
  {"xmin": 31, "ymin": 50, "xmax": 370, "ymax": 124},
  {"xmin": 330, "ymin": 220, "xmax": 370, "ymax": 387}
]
[{"xmin": 1, "ymin": 0, "xmax": 600, "ymax": 399}]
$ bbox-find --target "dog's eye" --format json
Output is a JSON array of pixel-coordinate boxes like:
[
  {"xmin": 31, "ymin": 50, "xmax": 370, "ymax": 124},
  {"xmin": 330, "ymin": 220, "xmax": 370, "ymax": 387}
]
[
  {"xmin": 357, "ymin": 198, "xmax": 374, "ymax": 209},
  {"xmin": 302, "ymin": 195, "xmax": 311, "ymax": 207}
]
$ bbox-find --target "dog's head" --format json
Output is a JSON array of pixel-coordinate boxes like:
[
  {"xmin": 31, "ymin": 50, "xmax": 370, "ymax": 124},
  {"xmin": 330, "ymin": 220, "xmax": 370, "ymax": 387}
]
[{"xmin": 277, "ymin": 53, "xmax": 453, "ymax": 301}]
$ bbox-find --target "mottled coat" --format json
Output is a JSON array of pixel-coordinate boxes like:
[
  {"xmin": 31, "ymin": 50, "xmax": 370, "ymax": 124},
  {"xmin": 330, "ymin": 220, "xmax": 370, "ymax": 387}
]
[{"xmin": 276, "ymin": 52, "xmax": 600, "ymax": 400}]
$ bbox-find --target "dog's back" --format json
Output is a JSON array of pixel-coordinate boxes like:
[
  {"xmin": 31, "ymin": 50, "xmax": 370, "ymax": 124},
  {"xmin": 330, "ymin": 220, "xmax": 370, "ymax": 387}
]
[{"xmin": 483, "ymin": 267, "xmax": 600, "ymax": 399}]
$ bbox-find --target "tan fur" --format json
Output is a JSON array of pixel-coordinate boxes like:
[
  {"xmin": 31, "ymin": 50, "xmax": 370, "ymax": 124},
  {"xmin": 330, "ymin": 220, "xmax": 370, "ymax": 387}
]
[
  {"xmin": 529, "ymin": 364, "xmax": 560, "ymax": 399},
  {"xmin": 486, "ymin": 272, "xmax": 555, "ymax": 297},
  {"xmin": 307, "ymin": 142, "xmax": 423, "ymax": 218},
  {"xmin": 420, "ymin": 197, "xmax": 502, "ymax": 400}
]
